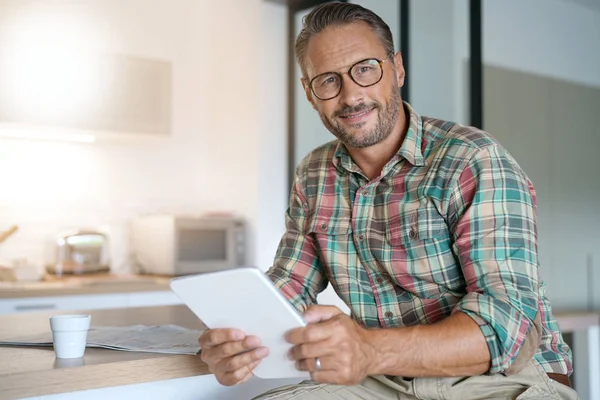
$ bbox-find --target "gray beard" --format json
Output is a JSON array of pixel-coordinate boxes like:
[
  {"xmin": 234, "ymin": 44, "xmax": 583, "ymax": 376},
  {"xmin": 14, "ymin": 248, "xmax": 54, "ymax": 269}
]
[{"xmin": 319, "ymin": 87, "xmax": 401, "ymax": 149}]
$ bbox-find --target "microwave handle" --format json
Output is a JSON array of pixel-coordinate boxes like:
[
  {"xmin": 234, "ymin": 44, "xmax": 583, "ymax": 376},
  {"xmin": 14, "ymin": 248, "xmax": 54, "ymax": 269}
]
[{"xmin": 234, "ymin": 227, "xmax": 245, "ymax": 267}]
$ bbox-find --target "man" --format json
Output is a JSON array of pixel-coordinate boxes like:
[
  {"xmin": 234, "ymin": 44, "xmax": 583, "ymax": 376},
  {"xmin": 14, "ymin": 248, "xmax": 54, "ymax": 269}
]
[{"xmin": 199, "ymin": 2, "xmax": 577, "ymax": 399}]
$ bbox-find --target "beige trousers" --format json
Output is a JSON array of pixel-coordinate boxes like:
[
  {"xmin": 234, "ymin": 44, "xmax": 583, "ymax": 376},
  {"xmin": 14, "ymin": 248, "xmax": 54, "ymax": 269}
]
[{"xmin": 252, "ymin": 360, "xmax": 579, "ymax": 400}]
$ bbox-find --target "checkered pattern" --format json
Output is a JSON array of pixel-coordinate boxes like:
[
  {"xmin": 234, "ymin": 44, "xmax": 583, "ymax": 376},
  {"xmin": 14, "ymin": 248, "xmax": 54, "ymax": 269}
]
[{"xmin": 267, "ymin": 102, "xmax": 572, "ymax": 375}]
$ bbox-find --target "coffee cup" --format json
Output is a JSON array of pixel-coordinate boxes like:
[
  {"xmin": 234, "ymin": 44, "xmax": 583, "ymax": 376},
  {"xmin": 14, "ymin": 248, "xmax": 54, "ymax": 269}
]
[{"xmin": 49, "ymin": 315, "xmax": 91, "ymax": 359}]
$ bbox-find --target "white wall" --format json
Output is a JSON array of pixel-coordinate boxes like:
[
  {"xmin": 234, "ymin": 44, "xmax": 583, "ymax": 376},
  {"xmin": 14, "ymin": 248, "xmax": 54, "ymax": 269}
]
[
  {"xmin": 352, "ymin": 0, "xmax": 400, "ymax": 52},
  {"xmin": 410, "ymin": 0, "xmax": 470, "ymax": 124},
  {"xmin": 257, "ymin": 2, "xmax": 289, "ymax": 271},
  {"xmin": 482, "ymin": 0, "xmax": 600, "ymax": 312},
  {"xmin": 293, "ymin": 8, "xmax": 330, "ymax": 166},
  {"xmin": 410, "ymin": 0, "xmax": 600, "ymax": 124},
  {"xmin": 484, "ymin": 0, "xmax": 600, "ymax": 89},
  {"xmin": 0, "ymin": 0, "xmax": 286, "ymax": 274}
]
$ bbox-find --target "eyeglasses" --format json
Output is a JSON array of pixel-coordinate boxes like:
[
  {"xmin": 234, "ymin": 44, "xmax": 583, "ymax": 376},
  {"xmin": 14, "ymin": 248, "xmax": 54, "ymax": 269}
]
[{"xmin": 307, "ymin": 54, "xmax": 393, "ymax": 101}]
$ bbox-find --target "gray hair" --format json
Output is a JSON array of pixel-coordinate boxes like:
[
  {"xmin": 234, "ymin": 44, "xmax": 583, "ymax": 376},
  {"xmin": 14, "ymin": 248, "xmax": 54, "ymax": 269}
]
[{"xmin": 295, "ymin": 2, "xmax": 395, "ymax": 78}]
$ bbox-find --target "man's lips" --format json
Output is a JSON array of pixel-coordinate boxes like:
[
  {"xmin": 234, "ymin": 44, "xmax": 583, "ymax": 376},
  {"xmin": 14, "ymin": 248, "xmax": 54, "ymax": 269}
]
[{"xmin": 340, "ymin": 107, "xmax": 375, "ymax": 121}]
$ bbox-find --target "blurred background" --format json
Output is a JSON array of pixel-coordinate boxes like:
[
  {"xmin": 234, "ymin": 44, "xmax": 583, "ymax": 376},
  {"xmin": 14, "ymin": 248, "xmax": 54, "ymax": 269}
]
[{"xmin": 0, "ymin": 0, "xmax": 597, "ymax": 396}]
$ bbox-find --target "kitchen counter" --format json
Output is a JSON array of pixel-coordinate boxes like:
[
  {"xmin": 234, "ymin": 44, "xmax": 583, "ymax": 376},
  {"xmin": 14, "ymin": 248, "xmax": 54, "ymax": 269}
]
[
  {"xmin": 0, "ymin": 305, "xmax": 210, "ymax": 400},
  {"xmin": 0, "ymin": 273, "xmax": 171, "ymax": 298},
  {"xmin": 0, "ymin": 306, "xmax": 598, "ymax": 400},
  {"xmin": 554, "ymin": 310, "xmax": 600, "ymax": 331}
]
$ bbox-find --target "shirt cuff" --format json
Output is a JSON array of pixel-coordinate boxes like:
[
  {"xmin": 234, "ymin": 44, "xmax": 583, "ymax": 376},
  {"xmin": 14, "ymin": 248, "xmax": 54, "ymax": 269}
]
[{"xmin": 453, "ymin": 292, "xmax": 520, "ymax": 374}]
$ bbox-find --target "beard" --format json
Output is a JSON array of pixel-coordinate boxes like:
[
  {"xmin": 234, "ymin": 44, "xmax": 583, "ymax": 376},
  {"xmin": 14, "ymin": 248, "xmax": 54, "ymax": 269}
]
[{"xmin": 318, "ymin": 84, "xmax": 401, "ymax": 149}]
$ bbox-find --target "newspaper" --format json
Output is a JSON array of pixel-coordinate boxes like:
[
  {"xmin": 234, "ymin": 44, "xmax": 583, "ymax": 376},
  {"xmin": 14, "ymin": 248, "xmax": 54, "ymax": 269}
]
[{"xmin": 0, "ymin": 325, "xmax": 204, "ymax": 355}]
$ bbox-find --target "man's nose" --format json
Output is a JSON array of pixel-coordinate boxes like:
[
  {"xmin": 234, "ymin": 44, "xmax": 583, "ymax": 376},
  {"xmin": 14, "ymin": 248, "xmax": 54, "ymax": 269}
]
[{"xmin": 337, "ymin": 73, "xmax": 365, "ymax": 105}]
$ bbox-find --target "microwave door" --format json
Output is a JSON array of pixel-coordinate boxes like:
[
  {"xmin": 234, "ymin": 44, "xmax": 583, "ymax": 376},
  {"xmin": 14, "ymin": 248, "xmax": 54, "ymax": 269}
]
[{"xmin": 176, "ymin": 226, "xmax": 231, "ymax": 275}]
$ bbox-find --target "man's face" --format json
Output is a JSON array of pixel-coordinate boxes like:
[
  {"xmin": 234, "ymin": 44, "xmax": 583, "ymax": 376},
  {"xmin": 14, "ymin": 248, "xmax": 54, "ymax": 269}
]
[{"xmin": 302, "ymin": 22, "xmax": 405, "ymax": 149}]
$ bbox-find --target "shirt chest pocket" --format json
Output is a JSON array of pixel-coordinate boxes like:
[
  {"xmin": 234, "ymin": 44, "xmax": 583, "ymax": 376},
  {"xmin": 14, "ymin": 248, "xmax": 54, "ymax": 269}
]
[
  {"xmin": 306, "ymin": 211, "xmax": 354, "ymax": 277},
  {"xmin": 306, "ymin": 212, "xmax": 353, "ymax": 237},
  {"xmin": 387, "ymin": 206, "xmax": 449, "ymax": 246}
]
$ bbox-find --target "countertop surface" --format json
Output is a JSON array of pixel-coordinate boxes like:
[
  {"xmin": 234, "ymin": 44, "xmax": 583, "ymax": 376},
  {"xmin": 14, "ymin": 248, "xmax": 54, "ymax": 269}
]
[
  {"xmin": 552, "ymin": 310, "xmax": 600, "ymax": 332},
  {"xmin": 0, "ymin": 305, "xmax": 209, "ymax": 400},
  {"xmin": 0, "ymin": 273, "xmax": 172, "ymax": 298},
  {"xmin": 0, "ymin": 303, "xmax": 597, "ymax": 399}
]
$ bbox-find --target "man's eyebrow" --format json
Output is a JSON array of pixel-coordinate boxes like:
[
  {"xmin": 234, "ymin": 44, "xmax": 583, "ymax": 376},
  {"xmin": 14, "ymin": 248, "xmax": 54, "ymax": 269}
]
[{"xmin": 311, "ymin": 56, "xmax": 379, "ymax": 78}]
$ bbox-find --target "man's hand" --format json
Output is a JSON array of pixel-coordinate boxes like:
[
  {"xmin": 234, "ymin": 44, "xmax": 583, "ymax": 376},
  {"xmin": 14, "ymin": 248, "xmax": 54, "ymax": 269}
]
[
  {"xmin": 198, "ymin": 329, "xmax": 269, "ymax": 386},
  {"xmin": 286, "ymin": 305, "xmax": 375, "ymax": 385}
]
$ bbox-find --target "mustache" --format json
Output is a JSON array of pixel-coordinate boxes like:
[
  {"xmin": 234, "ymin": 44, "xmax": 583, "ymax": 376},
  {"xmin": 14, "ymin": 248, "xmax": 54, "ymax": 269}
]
[{"xmin": 333, "ymin": 102, "xmax": 379, "ymax": 118}]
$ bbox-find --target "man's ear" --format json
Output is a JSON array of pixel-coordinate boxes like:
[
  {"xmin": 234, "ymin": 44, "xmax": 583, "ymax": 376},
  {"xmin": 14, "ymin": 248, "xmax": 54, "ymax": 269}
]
[
  {"xmin": 301, "ymin": 77, "xmax": 318, "ymax": 111},
  {"xmin": 393, "ymin": 52, "xmax": 406, "ymax": 88}
]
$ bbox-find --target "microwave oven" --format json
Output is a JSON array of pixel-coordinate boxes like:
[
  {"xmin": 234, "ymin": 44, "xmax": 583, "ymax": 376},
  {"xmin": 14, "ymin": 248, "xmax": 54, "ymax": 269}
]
[{"xmin": 131, "ymin": 215, "xmax": 246, "ymax": 276}]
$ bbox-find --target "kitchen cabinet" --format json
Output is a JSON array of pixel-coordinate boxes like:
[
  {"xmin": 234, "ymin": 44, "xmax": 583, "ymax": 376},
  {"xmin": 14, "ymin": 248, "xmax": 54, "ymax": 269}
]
[
  {"xmin": 0, "ymin": 53, "xmax": 172, "ymax": 141},
  {"xmin": 127, "ymin": 291, "xmax": 182, "ymax": 308},
  {"xmin": 0, "ymin": 293, "xmax": 129, "ymax": 314},
  {"xmin": 0, "ymin": 291, "xmax": 183, "ymax": 315}
]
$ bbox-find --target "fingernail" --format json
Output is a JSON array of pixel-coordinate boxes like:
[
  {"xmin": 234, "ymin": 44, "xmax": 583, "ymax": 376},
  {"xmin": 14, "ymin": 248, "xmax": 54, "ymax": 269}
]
[
  {"xmin": 246, "ymin": 336, "xmax": 260, "ymax": 347},
  {"xmin": 233, "ymin": 331, "xmax": 244, "ymax": 340},
  {"xmin": 256, "ymin": 347, "xmax": 269, "ymax": 357},
  {"xmin": 303, "ymin": 314, "xmax": 316, "ymax": 324},
  {"xmin": 287, "ymin": 350, "xmax": 294, "ymax": 360}
]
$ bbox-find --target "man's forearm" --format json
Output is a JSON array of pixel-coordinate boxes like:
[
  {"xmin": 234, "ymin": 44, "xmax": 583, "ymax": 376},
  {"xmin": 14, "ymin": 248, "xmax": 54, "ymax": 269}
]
[{"xmin": 363, "ymin": 312, "xmax": 490, "ymax": 377}]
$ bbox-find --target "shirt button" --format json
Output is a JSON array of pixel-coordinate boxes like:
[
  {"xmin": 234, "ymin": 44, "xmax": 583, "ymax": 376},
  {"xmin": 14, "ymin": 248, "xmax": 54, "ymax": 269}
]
[
  {"xmin": 320, "ymin": 223, "xmax": 327, "ymax": 231},
  {"xmin": 376, "ymin": 276, "xmax": 383, "ymax": 284},
  {"xmin": 385, "ymin": 311, "xmax": 394, "ymax": 318},
  {"xmin": 409, "ymin": 229, "xmax": 418, "ymax": 240},
  {"xmin": 357, "ymin": 234, "xmax": 365, "ymax": 242},
  {"xmin": 362, "ymin": 190, "xmax": 370, "ymax": 197}
]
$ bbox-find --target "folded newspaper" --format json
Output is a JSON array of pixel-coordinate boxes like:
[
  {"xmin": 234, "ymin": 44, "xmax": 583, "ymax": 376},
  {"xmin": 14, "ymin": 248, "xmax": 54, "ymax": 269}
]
[{"xmin": 0, "ymin": 325, "xmax": 204, "ymax": 355}]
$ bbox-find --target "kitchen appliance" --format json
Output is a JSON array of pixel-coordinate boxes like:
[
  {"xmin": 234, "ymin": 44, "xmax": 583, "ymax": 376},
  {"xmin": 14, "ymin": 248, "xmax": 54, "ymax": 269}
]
[
  {"xmin": 131, "ymin": 215, "xmax": 246, "ymax": 276},
  {"xmin": 46, "ymin": 230, "xmax": 110, "ymax": 275}
]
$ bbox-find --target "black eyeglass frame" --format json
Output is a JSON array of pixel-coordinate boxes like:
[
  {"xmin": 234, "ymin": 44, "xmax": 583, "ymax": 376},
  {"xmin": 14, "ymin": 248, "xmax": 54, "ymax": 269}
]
[{"xmin": 307, "ymin": 53, "xmax": 395, "ymax": 101}]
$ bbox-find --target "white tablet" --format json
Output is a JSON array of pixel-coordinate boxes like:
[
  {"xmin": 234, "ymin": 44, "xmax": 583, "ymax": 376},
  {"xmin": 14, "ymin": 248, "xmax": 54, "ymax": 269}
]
[{"xmin": 169, "ymin": 267, "xmax": 310, "ymax": 380}]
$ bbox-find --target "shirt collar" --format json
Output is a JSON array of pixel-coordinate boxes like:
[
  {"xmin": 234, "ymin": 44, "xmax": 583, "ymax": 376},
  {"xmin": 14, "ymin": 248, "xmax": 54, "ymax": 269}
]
[
  {"xmin": 333, "ymin": 101, "xmax": 426, "ymax": 174},
  {"xmin": 398, "ymin": 101, "xmax": 426, "ymax": 166}
]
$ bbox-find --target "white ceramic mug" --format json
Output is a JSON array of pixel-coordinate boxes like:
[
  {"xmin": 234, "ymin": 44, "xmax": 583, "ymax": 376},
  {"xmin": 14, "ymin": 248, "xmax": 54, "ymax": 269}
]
[{"xmin": 49, "ymin": 315, "xmax": 91, "ymax": 359}]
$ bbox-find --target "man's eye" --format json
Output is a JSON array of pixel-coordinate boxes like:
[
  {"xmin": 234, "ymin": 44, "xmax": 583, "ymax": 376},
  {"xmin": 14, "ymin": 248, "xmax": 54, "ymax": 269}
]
[{"xmin": 317, "ymin": 75, "xmax": 338, "ymax": 87}]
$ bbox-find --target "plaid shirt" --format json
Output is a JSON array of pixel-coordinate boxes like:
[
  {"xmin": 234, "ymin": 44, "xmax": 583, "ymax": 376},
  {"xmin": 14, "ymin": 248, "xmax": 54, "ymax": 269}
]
[{"xmin": 267, "ymin": 102, "xmax": 572, "ymax": 375}]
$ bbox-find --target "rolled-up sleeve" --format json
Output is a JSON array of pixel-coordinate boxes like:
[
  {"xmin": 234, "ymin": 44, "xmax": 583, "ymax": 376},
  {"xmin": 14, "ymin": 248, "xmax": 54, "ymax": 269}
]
[
  {"xmin": 448, "ymin": 145, "xmax": 540, "ymax": 374},
  {"xmin": 266, "ymin": 178, "xmax": 328, "ymax": 313}
]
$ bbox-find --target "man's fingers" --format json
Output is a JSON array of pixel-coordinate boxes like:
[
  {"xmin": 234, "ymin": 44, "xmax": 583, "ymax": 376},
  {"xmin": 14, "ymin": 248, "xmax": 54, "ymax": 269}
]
[
  {"xmin": 215, "ymin": 346, "xmax": 270, "ymax": 373},
  {"xmin": 220, "ymin": 335, "xmax": 261, "ymax": 356},
  {"xmin": 294, "ymin": 356, "xmax": 340, "ymax": 384},
  {"xmin": 202, "ymin": 335, "xmax": 261, "ymax": 361},
  {"xmin": 246, "ymin": 359, "xmax": 261, "ymax": 371},
  {"xmin": 294, "ymin": 355, "xmax": 334, "ymax": 372},
  {"xmin": 199, "ymin": 329, "xmax": 245, "ymax": 348},
  {"xmin": 303, "ymin": 305, "xmax": 343, "ymax": 324},
  {"xmin": 286, "ymin": 320, "xmax": 334, "ymax": 345},
  {"xmin": 310, "ymin": 370, "xmax": 342, "ymax": 385},
  {"xmin": 288, "ymin": 340, "xmax": 333, "ymax": 361},
  {"xmin": 218, "ymin": 359, "xmax": 261, "ymax": 386}
]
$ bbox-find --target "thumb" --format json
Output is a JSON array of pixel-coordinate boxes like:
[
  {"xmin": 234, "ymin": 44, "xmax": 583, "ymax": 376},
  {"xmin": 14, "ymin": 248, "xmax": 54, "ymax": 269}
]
[{"xmin": 303, "ymin": 305, "xmax": 343, "ymax": 324}]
